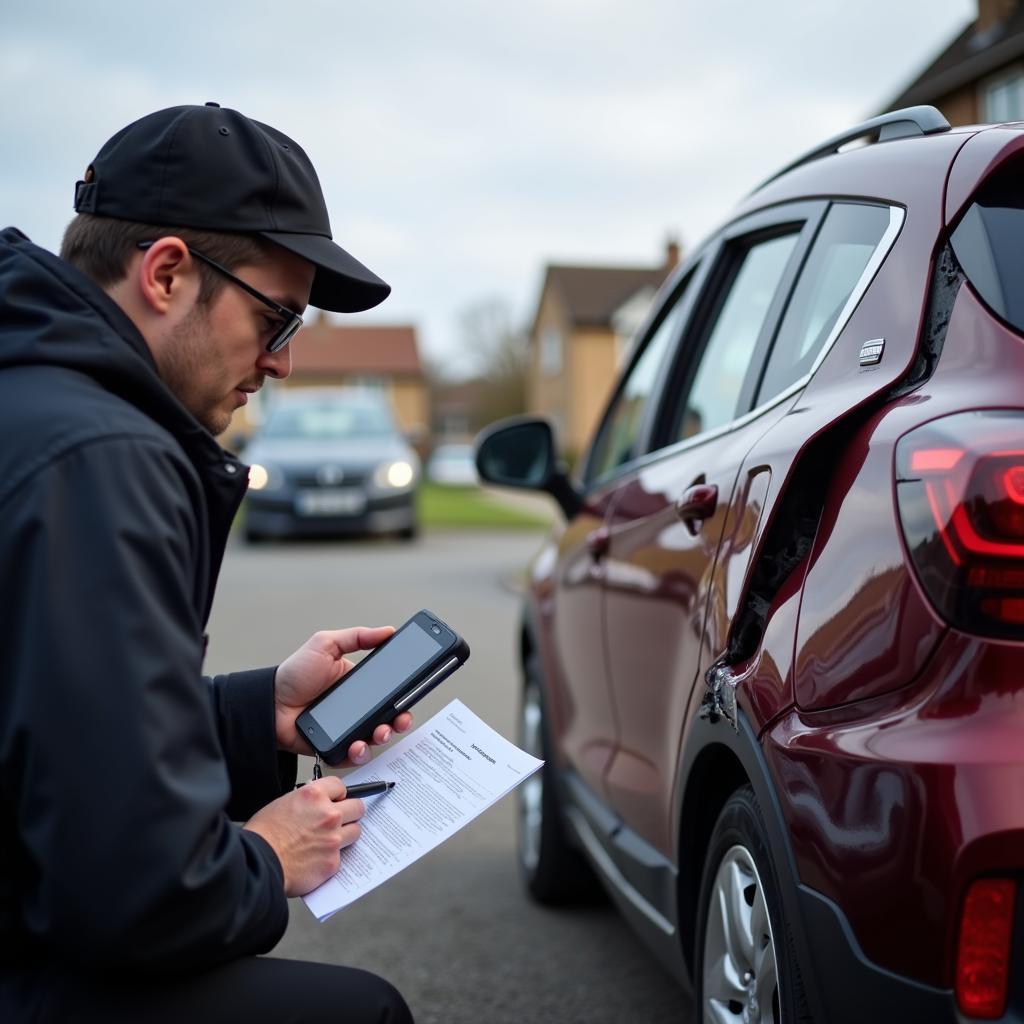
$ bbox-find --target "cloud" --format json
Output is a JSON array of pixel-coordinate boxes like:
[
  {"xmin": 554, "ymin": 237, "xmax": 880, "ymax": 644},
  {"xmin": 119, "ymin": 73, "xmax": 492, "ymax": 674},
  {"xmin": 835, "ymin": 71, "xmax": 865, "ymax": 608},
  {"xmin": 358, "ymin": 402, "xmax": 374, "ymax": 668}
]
[{"xmin": 1, "ymin": 0, "xmax": 976, "ymax": 367}]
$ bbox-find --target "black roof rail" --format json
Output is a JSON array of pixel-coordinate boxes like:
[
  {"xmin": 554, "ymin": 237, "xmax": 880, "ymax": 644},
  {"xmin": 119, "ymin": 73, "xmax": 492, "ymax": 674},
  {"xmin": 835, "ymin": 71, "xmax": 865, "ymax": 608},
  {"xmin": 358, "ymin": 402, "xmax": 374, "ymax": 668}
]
[{"xmin": 754, "ymin": 105, "xmax": 952, "ymax": 192}]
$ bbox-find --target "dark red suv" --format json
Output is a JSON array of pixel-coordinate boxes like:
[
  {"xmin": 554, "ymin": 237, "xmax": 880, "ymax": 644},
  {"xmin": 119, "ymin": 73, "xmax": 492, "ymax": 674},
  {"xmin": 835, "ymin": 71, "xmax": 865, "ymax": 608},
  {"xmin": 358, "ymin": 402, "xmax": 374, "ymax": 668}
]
[{"xmin": 476, "ymin": 106, "xmax": 1024, "ymax": 1023}]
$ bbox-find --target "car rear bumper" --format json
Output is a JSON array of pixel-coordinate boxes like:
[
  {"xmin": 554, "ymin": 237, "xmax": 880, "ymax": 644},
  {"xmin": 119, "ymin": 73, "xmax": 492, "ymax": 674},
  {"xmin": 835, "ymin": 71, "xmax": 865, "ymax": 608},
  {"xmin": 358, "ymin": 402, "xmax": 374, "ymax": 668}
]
[
  {"xmin": 797, "ymin": 880, "xmax": 1024, "ymax": 1023},
  {"xmin": 796, "ymin": 882, "xmax": 953, "ymax": 1021},
  {"xmin": 762, "ymin": 628, "xmax": 1024, "ymax": 1004}
]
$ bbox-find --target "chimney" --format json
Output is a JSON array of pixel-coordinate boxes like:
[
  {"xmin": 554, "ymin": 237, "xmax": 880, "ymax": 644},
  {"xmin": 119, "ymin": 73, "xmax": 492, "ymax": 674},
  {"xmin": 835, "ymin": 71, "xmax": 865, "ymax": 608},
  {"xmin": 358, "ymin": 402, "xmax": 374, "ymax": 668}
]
[
  {"xmin": 663, "ymin": 235, "xmax": 681, "ymax": 272},
  {"xmin": 977, "ymin": 0, "xmax": 1018, "ymax": 33}
]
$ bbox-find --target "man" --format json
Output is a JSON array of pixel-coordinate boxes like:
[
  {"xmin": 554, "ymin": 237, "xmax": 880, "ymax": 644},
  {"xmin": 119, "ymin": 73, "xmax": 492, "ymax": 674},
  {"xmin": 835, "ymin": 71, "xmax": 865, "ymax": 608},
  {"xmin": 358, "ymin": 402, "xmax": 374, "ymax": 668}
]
[{"xmin": 0, "ymin": 104, "xmax": 414, "ymax": 1022}]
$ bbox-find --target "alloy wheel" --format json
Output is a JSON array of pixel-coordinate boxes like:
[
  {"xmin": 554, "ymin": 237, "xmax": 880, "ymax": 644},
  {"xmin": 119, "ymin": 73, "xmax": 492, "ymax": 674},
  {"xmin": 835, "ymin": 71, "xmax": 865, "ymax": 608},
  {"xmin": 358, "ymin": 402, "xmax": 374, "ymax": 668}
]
[
  {"xmin": 517, "ymin": 680, "xmax": 544, "ymax": 873},
  {"xmin": 702, "ymin": 844, "xmax": 780, "ymax": 1024}
]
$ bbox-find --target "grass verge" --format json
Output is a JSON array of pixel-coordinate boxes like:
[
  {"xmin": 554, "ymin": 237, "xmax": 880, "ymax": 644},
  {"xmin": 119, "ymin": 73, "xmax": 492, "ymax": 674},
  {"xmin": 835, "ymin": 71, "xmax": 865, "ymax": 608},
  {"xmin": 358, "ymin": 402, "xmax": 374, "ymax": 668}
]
[{"xmin": 418, "ymin": 484, "xmax": 551, "ymax": 529}]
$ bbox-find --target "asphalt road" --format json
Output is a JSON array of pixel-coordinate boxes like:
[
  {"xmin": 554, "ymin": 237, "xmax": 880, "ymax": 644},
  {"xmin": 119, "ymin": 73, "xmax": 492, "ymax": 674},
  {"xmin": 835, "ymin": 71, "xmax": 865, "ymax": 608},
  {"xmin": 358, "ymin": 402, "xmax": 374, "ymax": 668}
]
[{"xmin": 205, "ymin": 528, "xmax": 692, "ymax": 1024}]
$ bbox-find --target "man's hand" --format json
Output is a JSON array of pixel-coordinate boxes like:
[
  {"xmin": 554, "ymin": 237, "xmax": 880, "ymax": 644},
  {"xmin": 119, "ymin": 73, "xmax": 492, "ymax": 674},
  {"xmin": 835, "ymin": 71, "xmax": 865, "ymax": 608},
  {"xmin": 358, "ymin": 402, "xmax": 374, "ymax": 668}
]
[
  {"xmin": 244, "ymin": 778, "xmax": 363, "ymax": 896},
  {"xmin": 274, "ymin": 626, "xmax": 413, "ymax": 765}
]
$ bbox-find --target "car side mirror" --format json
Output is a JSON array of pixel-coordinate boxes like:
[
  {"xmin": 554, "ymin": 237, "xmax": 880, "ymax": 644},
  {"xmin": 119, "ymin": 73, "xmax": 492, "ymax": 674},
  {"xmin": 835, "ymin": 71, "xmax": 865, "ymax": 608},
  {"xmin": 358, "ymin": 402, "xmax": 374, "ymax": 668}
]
[{"xmin": 475, "ymin": 416, "xmax": 581, "ymax": 519}]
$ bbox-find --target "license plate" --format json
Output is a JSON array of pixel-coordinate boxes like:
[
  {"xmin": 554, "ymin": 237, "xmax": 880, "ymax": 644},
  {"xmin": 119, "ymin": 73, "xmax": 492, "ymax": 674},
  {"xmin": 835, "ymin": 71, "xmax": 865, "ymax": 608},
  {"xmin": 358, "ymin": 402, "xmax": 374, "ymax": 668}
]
[{"xmin": 295, "ymin": 488, "xmax": 366, "ymax": 516}]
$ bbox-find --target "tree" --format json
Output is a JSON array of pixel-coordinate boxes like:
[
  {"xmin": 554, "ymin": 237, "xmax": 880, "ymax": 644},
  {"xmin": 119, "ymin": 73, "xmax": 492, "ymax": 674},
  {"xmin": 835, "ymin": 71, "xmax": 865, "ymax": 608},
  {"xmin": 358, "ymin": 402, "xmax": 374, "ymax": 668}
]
[{"xmin": 458, "ymin": 297, "xmax": 529, "ymax": 428}]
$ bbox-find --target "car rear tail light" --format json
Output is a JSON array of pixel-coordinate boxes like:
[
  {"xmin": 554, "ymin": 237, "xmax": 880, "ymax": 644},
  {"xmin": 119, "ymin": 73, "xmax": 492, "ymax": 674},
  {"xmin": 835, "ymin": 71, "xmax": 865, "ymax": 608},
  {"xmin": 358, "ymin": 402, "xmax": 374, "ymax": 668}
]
[
  {"xmin": 956, "ymin": 878, "xmax": 1016, "ymax": 1019},
  {"xmin": 896, "ymin": 410, "xmax": 1024, "ymax": 638}
]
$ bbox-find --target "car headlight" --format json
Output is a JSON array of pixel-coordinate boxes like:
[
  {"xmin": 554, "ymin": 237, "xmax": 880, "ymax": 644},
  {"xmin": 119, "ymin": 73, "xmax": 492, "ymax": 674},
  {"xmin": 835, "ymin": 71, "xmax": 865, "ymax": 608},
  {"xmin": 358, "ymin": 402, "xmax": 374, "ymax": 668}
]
[
  {"xmin": 373, "ymin": 460, "xmax": 416, "ymax": 490},
  {"xmin": 247, "ymin": 462, "xmax": 283, "ymax": 492}
]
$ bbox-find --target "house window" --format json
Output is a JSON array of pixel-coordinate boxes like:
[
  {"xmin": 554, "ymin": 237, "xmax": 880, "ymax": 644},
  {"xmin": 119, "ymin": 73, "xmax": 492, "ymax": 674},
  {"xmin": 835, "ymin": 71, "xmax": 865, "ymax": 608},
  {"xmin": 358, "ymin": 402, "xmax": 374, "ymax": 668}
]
[
  {"xmin": 347, "ymin": 375, "xmax": 386, "ymax": 393},
  {"xmin": 982, "ymin": 66, "xmax": 1024, "ymax": 122},
  {"xmin": 540, "ymin": 326, "xmax": 563, "ymax": 376}
]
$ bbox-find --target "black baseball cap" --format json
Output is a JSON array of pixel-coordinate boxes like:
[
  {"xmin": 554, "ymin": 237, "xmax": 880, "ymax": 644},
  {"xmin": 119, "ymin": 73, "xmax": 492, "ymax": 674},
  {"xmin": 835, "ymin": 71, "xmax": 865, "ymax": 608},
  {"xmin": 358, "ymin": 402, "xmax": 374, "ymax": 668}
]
[{"xmin": 73, "ymin": 103, "xmax": 390, "ymax": 313}]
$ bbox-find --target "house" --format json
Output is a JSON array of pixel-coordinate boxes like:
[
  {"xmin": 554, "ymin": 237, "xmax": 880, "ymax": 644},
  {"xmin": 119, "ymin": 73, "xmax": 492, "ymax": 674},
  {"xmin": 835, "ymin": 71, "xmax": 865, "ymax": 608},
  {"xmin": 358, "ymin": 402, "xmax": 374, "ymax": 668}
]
[
  {"xmin": 430, "ymin": 377, "xmax": 485, "ymax": 441},
  {"xmin": 527, "ymin": 239, "xmax": 680, "ymax": 459},
  {"xmin": 235, "ymin": 315, "xmax": 429, "ymax": 441},
  {"xmin": 887, "ymin": 0, "xmax": 1024, "ymax": 124}
]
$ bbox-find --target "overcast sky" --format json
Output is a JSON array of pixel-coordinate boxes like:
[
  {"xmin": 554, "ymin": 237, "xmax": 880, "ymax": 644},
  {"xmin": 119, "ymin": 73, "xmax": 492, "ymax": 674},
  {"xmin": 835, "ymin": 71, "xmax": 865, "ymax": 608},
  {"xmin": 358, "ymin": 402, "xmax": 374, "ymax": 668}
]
[{"xmin": 1, "ymin": 0, "xmax": 976, "ymax": 371}]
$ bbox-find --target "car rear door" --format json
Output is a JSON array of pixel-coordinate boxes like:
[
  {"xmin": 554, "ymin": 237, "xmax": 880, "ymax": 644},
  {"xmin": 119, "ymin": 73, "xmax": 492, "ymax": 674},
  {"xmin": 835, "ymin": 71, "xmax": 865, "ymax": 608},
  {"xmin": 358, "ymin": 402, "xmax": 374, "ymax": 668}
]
[{"xmin": 597, "ymin": 203, "xmax": 826, "ymax": 853}]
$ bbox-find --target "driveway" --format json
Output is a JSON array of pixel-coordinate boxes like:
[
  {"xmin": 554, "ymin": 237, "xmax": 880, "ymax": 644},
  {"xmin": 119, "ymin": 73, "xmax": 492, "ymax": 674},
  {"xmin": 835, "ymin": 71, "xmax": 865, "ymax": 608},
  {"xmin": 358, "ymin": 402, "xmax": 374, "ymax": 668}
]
[{"xmin": 205, "ymin": 529, "xmax": 691, "ymax": 1023}]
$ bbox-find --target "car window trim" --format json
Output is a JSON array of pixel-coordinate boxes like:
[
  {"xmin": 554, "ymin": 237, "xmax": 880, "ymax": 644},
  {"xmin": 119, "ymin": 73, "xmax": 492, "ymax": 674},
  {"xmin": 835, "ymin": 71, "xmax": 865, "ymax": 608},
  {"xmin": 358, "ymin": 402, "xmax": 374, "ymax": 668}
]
[
  {"xmin": 634, "ymin": 206, "xmax": 906, "ymax": 473},
  {"xmin": 732, "ymin": 211, "xmax": 830, "ymax": 415},
  {"xmin": 579, "ymin": 202, "xmax": 821, "ymax": 494},
  {"xmin": 651, "ymin": 201, "xmax": 827, "ymax": 452},
  {"xmin": 750, "ymin": 202, "xmax": 906, "ymax": 407},
  {"xmin": 580, "ymin": 202, "xmax": 906, "ymax": 494},
  {"xmin": 607, "ymin": 375, "xmax": 803, "ymax": 479}
]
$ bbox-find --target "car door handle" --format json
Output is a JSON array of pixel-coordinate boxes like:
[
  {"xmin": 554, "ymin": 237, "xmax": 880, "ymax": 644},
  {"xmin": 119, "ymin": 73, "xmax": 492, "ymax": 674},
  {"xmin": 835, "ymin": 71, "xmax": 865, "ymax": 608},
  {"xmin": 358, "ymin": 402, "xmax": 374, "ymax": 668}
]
[
  {"xmin": 586, "ymin": 527, "xmax": 610, "ymax": 560},
  {"xmin": 676, "ymin": 484, "xmax": 718, "ymax": 535}
]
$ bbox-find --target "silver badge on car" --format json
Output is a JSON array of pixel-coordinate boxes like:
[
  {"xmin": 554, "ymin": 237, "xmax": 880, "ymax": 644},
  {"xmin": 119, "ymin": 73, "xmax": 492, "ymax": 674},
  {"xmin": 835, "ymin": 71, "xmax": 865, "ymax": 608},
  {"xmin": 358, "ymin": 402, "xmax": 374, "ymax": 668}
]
[
  {"xmin": 859, "ymin": 338, "xmax": 885, "ymax": 366},
  {"xmin": 317, "ymin": 465, "xmax": 346, "ymax": 486}
]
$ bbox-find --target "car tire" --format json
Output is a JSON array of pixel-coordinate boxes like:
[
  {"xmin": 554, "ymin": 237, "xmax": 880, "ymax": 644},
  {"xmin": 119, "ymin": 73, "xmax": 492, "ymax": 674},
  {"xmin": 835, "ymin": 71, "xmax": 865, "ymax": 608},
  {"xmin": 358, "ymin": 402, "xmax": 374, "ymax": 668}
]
[
  {"xmin": 517, "ymin": 649, "xmax": 601, "ymax": 905},
  {"xmin": 398, "ymin": 523, "xmax": 419, "ymax": 541},
  {"xmin": 695, "ymin": 785, "xmax": 811, "ymax": 1024}
]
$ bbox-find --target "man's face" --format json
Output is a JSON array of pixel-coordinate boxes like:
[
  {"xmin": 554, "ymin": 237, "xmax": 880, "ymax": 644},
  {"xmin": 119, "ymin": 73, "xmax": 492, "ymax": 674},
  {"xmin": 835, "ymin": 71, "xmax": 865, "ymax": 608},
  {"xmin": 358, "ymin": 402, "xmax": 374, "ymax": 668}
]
[{"xmin": 157, "ymin": 247, "xmax": 315, "ymax": 436}]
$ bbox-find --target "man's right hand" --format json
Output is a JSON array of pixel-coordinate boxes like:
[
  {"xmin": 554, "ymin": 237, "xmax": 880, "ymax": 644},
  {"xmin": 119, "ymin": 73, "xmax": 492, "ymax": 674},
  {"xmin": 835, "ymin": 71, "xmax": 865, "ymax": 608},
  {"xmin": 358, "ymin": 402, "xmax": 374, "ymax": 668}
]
[{"xmin": 243, "ymin": 778, "xmax": 364, "ymax": 897}]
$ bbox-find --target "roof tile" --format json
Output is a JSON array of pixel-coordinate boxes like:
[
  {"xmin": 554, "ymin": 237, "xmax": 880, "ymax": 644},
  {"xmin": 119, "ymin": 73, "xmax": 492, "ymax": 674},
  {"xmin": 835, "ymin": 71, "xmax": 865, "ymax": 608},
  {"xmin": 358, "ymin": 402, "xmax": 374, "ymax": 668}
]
[
  {"xmin": 545, "ymin": 264, "xmax": 669, "ymax": 327},
  {"xmin": 888, "ymin": 8, "xmax": 1024, "ymax": 108},
  {"xmin": 290, "ymin": 321, "xmax": 423, "ymax": 376}
]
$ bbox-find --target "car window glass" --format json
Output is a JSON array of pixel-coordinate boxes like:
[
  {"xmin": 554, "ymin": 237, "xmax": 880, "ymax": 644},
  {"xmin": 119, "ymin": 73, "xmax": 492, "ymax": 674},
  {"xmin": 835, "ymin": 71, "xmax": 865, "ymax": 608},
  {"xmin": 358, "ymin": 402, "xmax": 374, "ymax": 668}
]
[
  {"xmin": 586, "ymin": 277, "xmax": 692, "ymax": 482},
  {"xmin": 263, "ymin": 403, "xmax": 394, "ymax": 439},
  {"xmin": 756, "ymin": 203, "xmax": 891, "ymax": 405},
  {"xmin": 950, "ymin": 155, "xmax": 1024, "ymax": 332},
  {"xmin": 675, "ymin": 232, "xmax": 799, "ymax": 443}
]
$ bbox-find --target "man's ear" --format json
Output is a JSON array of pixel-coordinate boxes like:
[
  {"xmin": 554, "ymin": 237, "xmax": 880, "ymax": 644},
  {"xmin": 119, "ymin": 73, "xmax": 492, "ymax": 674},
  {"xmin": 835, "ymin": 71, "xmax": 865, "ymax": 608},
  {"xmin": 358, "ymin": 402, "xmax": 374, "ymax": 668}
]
[{"xmin": 136, "ymin": 237, "xmax": 197, "ymax": 315}]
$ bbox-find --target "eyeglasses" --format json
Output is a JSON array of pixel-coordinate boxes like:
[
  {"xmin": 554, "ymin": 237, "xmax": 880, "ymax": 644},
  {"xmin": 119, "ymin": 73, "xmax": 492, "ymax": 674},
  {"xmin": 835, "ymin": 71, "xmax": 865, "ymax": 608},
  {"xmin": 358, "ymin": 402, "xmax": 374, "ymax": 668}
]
[{"xmin": 137, "ymin": 241, "xmax": 304, "ymax": 353}]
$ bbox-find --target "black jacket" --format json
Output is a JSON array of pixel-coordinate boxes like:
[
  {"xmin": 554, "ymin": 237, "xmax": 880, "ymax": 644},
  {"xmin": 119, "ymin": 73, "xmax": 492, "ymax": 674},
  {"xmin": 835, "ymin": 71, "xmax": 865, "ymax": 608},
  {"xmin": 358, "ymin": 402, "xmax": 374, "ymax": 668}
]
[{"xmin": 0, "ymin": 228, "xmax": 296, "ymax": 1003}]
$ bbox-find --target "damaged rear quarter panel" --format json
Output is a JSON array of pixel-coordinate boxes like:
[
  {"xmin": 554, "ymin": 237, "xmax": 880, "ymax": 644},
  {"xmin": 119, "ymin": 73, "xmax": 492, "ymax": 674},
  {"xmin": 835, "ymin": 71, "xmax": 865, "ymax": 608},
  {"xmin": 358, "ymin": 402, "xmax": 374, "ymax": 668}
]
[
  {"xmin": 706, "ymin": 153, "xmax": 958, "ymax": 732},
  {"xmin": 792, "ymin": 401, "xmax": 946, "ymax": 712}
]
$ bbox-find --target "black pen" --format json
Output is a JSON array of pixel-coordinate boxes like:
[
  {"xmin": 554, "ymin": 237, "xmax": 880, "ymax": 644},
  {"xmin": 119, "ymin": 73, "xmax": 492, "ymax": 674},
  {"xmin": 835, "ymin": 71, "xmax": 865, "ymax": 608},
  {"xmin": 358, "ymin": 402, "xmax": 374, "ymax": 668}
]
[{"xmin": 345, "ymin": 781, "xmax": 396, "ymax": 798}]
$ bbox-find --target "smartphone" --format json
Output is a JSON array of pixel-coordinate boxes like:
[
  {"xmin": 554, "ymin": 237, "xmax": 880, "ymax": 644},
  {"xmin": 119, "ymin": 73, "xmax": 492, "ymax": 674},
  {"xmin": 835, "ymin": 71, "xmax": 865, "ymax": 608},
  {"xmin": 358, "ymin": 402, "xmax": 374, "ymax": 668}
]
[{"xmin": 296, "ymin": 610, "xmax": 470, "ymax": 764}]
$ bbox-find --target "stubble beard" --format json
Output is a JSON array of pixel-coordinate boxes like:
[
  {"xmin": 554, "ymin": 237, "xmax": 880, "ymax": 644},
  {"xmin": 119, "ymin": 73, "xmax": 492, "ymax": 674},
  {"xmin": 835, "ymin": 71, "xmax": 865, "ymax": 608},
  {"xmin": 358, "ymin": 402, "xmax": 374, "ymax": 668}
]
[{"xmin": 158, "ymin": 305, "xmax": 235, "ymax": 437}]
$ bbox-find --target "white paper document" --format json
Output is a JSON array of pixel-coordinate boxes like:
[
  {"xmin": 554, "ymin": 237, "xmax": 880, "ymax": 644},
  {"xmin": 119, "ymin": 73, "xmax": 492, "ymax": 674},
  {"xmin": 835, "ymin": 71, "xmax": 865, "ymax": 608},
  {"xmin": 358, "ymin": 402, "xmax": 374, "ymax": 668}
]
[{"xmin": 302, "ymin": 698, "xmax": 543, "ymax": 922}]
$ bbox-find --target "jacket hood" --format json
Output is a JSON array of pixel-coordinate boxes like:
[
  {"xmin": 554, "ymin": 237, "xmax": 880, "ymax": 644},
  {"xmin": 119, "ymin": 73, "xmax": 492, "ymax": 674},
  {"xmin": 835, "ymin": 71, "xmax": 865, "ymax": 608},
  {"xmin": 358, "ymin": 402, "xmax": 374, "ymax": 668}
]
[{"xmin": 0, "ymin": 226, "xmax": 220, "ymax": 452}]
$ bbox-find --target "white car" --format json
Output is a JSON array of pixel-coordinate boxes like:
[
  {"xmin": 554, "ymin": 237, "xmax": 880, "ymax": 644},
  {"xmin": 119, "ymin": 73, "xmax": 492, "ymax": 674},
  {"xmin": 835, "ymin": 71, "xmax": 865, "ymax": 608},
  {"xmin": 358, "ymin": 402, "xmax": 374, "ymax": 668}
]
[{"xmin": 426, "ymin": 443, "xmax": 479, "ymax": 486}]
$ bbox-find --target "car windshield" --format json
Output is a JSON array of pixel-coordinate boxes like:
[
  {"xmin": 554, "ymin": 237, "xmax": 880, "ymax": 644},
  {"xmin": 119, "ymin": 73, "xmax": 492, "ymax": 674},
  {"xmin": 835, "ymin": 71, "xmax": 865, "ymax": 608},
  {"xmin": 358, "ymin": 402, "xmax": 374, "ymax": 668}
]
[{"xmin": 261, "ymin": 402, "xmax": 395, "ymax": 440}]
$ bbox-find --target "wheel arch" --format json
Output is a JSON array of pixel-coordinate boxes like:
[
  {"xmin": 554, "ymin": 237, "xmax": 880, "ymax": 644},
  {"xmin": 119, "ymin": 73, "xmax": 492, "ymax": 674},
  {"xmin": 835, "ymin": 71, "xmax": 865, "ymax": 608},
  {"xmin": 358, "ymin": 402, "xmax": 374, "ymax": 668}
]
[
  {"xmin": 675, "ymin": 738, "xmax": 748, "ymax": 975},
  {"xmin": 674, "ymin": 707, "xmax": 824, "ymax": 1020}
]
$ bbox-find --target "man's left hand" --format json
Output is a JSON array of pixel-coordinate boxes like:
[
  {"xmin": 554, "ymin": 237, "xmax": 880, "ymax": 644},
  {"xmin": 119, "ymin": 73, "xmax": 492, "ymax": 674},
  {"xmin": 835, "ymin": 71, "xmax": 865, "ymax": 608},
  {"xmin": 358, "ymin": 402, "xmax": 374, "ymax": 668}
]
[{"xmin": 274, "ymin": 626, "xmax": 413, "ymax": 764}]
